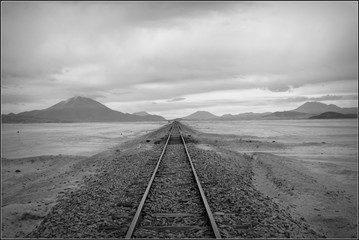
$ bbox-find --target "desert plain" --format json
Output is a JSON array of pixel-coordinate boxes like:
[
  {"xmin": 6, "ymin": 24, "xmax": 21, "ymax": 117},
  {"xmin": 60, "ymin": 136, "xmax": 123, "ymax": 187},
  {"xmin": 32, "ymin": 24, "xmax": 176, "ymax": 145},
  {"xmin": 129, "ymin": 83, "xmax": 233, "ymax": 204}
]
[{"xmin": 1, "ymin": 120, "xmax": 357, "ymax": 238}]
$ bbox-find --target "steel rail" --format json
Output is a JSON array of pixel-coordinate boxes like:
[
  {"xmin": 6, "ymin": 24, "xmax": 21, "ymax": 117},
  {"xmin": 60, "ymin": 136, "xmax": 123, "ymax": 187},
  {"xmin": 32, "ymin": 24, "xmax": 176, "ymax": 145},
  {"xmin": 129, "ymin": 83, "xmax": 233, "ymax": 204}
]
[
  {"xmin": 178, "ymin": 127, "xmax": 222, "ymax": 239},
  {"xmin": 125, "ymin": 125, "xmax": 174, "ymax": 239}
]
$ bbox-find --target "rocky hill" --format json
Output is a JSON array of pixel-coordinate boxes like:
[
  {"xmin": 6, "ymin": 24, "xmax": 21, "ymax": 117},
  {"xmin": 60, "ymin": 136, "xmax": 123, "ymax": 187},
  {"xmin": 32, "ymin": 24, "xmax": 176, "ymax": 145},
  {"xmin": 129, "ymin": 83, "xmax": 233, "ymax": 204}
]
[
  {"xmin": 2, "ymin": 96, "xmax": 166, "ymax": 123},
  {"xmin": 182, "ymin": 111, "xmax": 219, "ymax": 120},
  {"xmin": 293, "ymin": 102, "xmax": 357, "ymax": 114},
  {"xmin": 309, "ymin": 111, "xmax": 357, "ymax": 119}
]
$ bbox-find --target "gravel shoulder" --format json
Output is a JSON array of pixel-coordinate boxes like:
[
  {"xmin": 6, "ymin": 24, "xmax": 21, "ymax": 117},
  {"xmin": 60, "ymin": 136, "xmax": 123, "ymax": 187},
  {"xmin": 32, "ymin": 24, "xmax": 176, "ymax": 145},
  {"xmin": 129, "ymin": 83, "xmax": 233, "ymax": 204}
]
[{"xmin": 182, "ymin": 124, "xmax": 357, "ymax": 238}]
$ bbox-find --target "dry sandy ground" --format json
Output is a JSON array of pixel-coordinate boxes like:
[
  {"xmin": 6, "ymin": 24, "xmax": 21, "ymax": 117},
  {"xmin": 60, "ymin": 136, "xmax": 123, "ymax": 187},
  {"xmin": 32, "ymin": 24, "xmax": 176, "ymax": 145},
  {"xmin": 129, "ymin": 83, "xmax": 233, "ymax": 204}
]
[
  {"xmin": 1, "ymin": 124, "xmax": 358, "ymax": 238},
  {"xmin": 1, "ymin": 132, "xmax": 155, "ymax": 238},
  {"xmin": 194, "ymin": 132, "xmax": 358, "ymax": 238}
]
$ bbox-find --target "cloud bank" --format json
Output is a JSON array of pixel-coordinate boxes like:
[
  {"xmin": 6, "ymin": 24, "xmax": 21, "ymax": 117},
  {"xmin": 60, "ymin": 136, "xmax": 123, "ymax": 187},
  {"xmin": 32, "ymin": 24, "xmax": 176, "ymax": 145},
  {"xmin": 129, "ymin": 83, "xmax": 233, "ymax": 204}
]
[{"xmin": 2, "ymin": 2, "xmax": 357, "ymax": 118}]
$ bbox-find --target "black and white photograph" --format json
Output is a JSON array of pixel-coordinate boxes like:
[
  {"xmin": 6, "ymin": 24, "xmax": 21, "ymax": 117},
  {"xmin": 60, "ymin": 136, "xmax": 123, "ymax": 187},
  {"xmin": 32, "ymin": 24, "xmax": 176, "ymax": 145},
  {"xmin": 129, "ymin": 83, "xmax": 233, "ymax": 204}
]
[{"xmin": 1, "ymin": 1, "xmax": 358, "ymax": 238}]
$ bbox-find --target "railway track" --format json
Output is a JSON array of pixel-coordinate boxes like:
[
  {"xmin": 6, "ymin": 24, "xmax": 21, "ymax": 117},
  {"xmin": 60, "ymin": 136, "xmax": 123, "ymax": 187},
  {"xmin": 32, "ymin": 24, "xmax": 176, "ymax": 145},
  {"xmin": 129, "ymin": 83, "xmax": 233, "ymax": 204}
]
[
  {"xmin": 125, "ymin": 121, "xmax": 221, "ymax": 238},
  {"xmin": 26, "ymin": 121, "xmax": 320, "ymax": 238}
]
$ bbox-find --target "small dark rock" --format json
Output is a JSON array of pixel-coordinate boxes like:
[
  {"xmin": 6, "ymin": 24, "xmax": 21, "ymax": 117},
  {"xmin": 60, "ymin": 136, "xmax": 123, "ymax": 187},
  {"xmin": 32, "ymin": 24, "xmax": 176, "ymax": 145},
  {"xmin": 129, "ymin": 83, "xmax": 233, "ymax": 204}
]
[
  {"xmin": 15, "ymin": 169, "xmax": 21, "ymax": 173},
  {"xmin": 146, "ymin": 140, "xmax": 151, "ymax": 142},
  {"xmin": 117, "ymin": 202, "xmax": 132, "ymax": 208}
]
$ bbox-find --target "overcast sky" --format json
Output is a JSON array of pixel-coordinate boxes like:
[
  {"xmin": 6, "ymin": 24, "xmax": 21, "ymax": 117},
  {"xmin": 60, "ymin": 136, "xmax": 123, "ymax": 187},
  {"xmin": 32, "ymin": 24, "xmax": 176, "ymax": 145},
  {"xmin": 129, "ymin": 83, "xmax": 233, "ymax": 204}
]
[{"xmin": 1, "ymin": 1, "xmax": 358, "ymax": 118}]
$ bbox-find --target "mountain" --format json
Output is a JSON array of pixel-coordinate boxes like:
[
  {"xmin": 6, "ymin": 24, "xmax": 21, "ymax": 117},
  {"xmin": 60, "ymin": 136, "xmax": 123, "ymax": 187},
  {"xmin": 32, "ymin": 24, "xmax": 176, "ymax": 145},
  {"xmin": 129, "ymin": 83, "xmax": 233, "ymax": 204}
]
[
  {"xmin": 309, "ymin": 112, "xmax": 357, "ymax": 119},
  {"xmin": 219, "ymin": 112, "xmax": 272, "ymax": 120},
  {"xmin": 293, "ymin": 102, "xmax": 357, "ymax": 114},
  {"xmin": 2, "ymin": 96, "xmax": 166, "ymax": 123},
  {"xmin": 182, "ymin": 111, "xmax": 219, "ymax": 120},
  {"xmin": 132, "ymin": 111, "xmax": 166, "ymax": 120},
  {"xmin": 48, "ymin": 96, "xmax": 109, "ymax": 110},
  {"xmin": 263, "ymin": 102, "xmax": 357, "ymax": 120},
  {"xmin": 262, "ymin": 111, "xmax": 315, "ymax": 120}
]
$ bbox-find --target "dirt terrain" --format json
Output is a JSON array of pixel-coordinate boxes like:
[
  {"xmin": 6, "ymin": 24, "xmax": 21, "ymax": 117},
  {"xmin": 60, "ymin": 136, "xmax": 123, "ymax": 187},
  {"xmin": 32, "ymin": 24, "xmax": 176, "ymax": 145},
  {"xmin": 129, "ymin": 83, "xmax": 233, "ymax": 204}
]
[
  {"xmin": 190, "ymin": 129, "xmax": 358, "ymax": 238},
  {"xmin": 1, "ymin": 122, "xmax": 357, "ymax": 238},
  {"xmin": 1, "ymin": 124, "xmax": 167, "ymax": 238}
]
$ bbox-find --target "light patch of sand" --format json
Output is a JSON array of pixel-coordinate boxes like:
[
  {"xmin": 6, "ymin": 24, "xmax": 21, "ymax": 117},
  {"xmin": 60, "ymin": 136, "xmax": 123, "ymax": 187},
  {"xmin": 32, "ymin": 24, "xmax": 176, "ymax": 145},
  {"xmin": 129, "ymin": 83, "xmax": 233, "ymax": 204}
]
[
  {"xmin": 249, "ymin": 153, "xmax": 357, "ymax": 238},
  {"xmin": 1, "ymin": 155, "xmax": 93, "ymax": 238},
  {"xmin": 195, "ymin": 131, "xmax": 357, "ymax": 238},
  {"xmin": 1, "ymin": 151, "xmax": 116, "ymax": 238},
  {"xmin": 1, "ymin": 128, "xmax": 160, "ymax": 238}
]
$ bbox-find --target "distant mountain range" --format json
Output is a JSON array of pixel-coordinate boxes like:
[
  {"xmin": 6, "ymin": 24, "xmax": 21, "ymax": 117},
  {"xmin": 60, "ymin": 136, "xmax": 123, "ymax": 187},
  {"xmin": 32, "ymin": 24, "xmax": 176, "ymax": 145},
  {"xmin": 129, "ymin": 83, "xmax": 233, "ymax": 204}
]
[
  {"xmin": 220, "ymin": 112, "xmax": 272, "ymax": 120},
  {"xmin": 263, "ymin": 102, "xmax": 357, "ymax": 119},
  {"xmin": 309, "ymin": 112, "xmax": 357, "ymax": 119},
  {"xmin": 293, "ymin": 102, "xmax": 357, "ymax": 114},
  {"xmin": 2, "ymin": 96, "xmax": 166, "ymax": 123},
  {"xmin": 2, "ymin": 99, "xmax": 357, "ymax": 123},
  {"xmin": 181, "ymin": 102, "xmax": 357, "ymax": 120}
]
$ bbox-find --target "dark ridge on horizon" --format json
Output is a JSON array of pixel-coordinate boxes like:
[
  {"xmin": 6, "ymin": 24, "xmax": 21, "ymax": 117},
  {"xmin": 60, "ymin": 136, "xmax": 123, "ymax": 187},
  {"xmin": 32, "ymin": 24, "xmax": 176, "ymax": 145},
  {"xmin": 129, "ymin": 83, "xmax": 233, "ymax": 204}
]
[
  {"xmin": 309, "ymin": 112, "xmax": 357, "ymax": 119},
  {"xmin": 2, "ymin": 96, "xmax": 166, "ymax": 123},
  {"xmin": 2, "ymin": 98, "xmax": 357, "ymax": 122},
  {"xmin": 179, "ymin": 102, "xmax": 357, "ymax": 121}
]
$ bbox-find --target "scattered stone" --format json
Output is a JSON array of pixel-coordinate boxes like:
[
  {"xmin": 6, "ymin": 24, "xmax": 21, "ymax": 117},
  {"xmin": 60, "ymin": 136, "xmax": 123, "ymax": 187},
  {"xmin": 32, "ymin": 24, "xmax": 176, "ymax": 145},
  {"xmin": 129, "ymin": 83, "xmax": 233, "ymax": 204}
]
[
  {"xmin": 116, "ymin": 202, "xmax": 132, "ymax": 208},
  {"xmin": 15, "ymin": 169, "xmax": 21, "ymax": 173},
  {"xmin": 214, "ymin": 212, "xmax": 225, "ymax": 215}
]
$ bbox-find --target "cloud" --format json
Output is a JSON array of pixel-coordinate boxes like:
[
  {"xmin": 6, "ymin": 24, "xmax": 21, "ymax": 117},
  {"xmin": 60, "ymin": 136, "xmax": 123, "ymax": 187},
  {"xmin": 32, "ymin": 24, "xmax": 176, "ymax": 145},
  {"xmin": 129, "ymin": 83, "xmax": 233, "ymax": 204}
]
[
  {"xmin": 266, "ymin": 84, "xmax": 293, "ymax": 93},
  {"xmin": 285, "ymin": 94, "xmax": 358, "ymax": 102},
  {"xmin": 1, "ymin": 2, "xmax": 358, "ymax": 116},
  {"xmin": 311, "ymin": 95, "xmax": 358, "ymax": 101},
  {"xmin": 167, "ymin": 97, "xmax": 186, "ymax": 102}
]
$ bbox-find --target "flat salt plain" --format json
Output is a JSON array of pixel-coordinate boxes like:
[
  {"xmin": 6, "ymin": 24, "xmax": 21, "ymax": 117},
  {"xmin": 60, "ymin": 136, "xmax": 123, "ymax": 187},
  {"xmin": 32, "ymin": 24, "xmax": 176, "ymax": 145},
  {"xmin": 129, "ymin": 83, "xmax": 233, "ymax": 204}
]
[
  {"xmin": 1, "ymin": 122, "xmax": 166, "ymax": 159},
  {"xmin": 185, "ymin": 119, "xmax": 358, "ymax": 164},
  {"xmin": 2, "ymin": 119, "xmax": 357, "ymax": 163}
]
